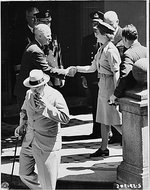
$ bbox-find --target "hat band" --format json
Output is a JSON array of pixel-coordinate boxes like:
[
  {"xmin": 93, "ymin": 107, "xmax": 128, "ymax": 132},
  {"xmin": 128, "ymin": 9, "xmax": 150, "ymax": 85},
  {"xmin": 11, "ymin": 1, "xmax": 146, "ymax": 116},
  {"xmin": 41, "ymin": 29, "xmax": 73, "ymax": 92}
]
[{"xmin": 29, "ymin": 78, "xmax": 44, "ymax": 86}]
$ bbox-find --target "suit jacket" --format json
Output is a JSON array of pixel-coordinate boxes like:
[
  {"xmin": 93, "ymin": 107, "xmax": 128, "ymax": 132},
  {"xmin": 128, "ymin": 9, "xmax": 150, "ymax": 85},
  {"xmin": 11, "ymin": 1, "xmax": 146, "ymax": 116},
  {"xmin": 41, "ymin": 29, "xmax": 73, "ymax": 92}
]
[
  {"xmin": 14, "ymin": 40, "xmax": 68, "ymax": 103},
  {"xmin": 81, "ymin": 33, "xmax": 99, "ymax": 84},
  {"xmin": 114, "ymin": 41, "xmax": 147, "ymax": 98},
  {"xmin": 21, "ymin": 85, "xmax": 70, "ymax": 151},
  {"xmin": 13, "ymin": 24, "xmax": 35, "ymax": 65}
]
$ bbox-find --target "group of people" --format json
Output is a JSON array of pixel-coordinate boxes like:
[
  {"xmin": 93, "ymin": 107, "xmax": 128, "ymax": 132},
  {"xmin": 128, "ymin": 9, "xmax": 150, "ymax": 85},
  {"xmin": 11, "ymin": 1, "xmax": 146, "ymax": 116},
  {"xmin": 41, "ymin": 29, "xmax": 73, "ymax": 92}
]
[
  {"xmin": 13, "ymin": 6, "xmax": 66, "ymax": 110},
  {"xmin": 13, "ymin": 6, "xmax": 72, "ymax": 190},
  {"xmin": 14, "ymin": 5, "xmax": 147, "ymax": 190}
]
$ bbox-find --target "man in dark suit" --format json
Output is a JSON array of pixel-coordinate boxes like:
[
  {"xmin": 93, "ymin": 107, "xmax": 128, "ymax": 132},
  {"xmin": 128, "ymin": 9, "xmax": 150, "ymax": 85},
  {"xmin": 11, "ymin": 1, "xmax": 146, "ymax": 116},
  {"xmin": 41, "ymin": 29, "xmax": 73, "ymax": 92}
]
[
  {"xmin": 104, "ymin": 11, "xmax": 125, "ymax": 144},
  {"xmin": 14, "ymin": 23, "xmax": 72, "ymax": 110},
  {"xmin": 13, "ymin": 6, "xmax": 39, "ymax": 67},
  {"xmin": 12, "ymin": 6, "xmax": 39, "ymax": 96},
  {"xmin": 36, "ymin": 9, "xmax": 65, "ymax": 90},
  {"xmin": 80, "ymin": 11, "xmax": 104, "ymax": 138},
  {"xmin": 109, "ymin": 24, "xmax": 147, "ymax": 102}
]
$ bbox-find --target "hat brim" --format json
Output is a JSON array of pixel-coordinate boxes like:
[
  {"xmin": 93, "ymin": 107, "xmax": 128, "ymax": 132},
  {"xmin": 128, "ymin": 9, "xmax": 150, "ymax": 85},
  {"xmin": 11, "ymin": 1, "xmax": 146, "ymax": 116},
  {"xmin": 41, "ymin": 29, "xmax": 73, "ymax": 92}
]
[
  {"xmin": 92, "ymin": 18, "xmax": 103, "ymax": 22},
  {"xmin": 93, "ymin": 19, "xmax": 115, "ymax": 32},
  {"xmin": 23, "ymin": 74, "xmax": 50, "ymax": 88}
]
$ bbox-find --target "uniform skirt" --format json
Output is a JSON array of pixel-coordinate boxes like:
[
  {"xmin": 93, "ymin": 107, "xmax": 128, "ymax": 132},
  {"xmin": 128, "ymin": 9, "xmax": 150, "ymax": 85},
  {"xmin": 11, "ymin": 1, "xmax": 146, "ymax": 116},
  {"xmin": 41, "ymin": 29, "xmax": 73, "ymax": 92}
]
[{"xmin": 96, "ymin": 74, "xmax": 122, "ymax": 126}]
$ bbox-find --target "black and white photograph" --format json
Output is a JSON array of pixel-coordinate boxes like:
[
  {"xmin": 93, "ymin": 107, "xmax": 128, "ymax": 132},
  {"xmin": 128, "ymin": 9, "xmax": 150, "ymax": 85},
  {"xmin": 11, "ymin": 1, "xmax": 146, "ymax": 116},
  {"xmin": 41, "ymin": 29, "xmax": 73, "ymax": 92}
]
[{"xmin": 1, "ymin": 0, "xmax": 149, "ymax": 189}]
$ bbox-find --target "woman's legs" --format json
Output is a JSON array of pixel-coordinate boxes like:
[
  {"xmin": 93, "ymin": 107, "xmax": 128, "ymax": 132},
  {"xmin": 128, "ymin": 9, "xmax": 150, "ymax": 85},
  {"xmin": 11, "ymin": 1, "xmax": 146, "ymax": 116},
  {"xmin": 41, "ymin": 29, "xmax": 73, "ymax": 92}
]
[
  {"xmin": 100, "ymin": 124, "xmax": 110, "ymax": 150},
  {"xmin": 90, "ymin": 124, "xmax": 110, "ymax": 157}
]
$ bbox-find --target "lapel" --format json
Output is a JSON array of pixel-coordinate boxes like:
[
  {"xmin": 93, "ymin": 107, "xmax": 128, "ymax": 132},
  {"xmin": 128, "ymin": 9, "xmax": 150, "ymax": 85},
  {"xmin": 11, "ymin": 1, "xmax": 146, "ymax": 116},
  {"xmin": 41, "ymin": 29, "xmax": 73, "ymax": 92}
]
[
  {"xmin": 25, "ymin": 25, "xmax": 35, "ymax": 43},
  {"xmin": 27, "ymin": 92, "xmax": 38, "ymax": 111}
]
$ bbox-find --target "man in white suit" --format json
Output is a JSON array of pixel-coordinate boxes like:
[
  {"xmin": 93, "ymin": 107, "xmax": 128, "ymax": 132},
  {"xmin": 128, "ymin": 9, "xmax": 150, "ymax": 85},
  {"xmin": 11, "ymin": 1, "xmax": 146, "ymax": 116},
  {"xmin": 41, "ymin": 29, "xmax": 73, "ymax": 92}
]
[{"xmin": 15, "ymin": 69, "xmax": 70, "ymax": 190}]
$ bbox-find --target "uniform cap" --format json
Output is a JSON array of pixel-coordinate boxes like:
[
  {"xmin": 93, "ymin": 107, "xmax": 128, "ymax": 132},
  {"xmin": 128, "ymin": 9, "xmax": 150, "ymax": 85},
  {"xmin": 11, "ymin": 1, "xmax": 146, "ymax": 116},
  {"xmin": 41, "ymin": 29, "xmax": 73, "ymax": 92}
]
[
  {"xmin": 36, "ymin": 9, "xmax": 51, "ymax": 20},
  {"xmin": 90, "ymin": 11, "xmax": 104, "ymax": 21}
]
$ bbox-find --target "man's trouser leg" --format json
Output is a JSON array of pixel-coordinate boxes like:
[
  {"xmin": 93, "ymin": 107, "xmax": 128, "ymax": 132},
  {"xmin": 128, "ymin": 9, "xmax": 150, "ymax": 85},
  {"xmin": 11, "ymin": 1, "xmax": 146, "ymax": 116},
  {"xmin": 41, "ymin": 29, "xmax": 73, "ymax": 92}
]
[
  {"xmin": 32, "ymin": 144, "xmax": 61, "ymax": 190},
  {"xmin": 19, "ymin": 146, "xmax": 42, "ymax": 189}
]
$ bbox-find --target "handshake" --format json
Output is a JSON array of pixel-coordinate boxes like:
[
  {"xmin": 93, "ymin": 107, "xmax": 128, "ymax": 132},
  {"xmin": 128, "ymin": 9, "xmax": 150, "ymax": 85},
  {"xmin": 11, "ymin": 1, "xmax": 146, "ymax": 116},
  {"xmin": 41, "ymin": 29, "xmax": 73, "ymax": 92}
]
[{"xmin": 65, "ymin": 66, "xmax": 77, "ymax": 77}]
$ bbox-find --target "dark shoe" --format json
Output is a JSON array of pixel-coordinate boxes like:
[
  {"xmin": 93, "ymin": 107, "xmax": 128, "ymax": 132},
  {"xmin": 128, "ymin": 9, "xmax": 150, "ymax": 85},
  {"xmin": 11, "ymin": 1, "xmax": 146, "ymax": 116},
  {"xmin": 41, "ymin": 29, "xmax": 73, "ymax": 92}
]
[{"xmin": 90, "ymin": 148, "xmax": 109, "ymax": 157}]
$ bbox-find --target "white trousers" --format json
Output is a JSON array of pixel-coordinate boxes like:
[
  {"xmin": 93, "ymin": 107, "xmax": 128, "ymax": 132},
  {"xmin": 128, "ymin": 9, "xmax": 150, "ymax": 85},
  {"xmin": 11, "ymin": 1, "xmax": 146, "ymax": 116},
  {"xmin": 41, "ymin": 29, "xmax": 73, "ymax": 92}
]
[{"xmin": 19, "ymin": 145, "xmax": 61, "ymax": 190}]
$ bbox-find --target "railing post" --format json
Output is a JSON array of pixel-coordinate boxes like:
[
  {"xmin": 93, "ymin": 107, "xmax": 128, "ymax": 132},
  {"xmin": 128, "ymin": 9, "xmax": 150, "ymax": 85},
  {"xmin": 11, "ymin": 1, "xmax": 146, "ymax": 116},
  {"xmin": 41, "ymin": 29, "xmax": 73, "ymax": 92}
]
[{"xmin": 116, "ymin": 87, "xmax": 149, "ymax": 190}]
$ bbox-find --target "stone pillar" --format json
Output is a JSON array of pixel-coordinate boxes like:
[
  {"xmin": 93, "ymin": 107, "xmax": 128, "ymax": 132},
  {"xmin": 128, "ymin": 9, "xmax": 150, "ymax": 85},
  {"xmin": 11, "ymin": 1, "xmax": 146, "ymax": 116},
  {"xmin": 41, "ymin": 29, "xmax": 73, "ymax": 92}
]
[{"xmin": 116, "ymin": 87, "xmax": 149, "ymax": 189}]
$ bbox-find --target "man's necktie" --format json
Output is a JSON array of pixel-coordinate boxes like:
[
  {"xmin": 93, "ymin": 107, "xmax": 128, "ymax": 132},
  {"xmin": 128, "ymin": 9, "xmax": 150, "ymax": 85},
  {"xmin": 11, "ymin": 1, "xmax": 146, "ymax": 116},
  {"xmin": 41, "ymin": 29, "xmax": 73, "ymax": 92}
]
[{"xmin": 34, "ymin": 93, "xmax": 40, "ymax": 108}]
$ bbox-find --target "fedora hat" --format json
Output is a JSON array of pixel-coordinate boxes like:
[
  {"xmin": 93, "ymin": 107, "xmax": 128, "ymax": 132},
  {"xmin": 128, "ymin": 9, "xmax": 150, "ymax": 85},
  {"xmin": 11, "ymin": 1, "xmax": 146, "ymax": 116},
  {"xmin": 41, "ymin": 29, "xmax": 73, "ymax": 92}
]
[{"xmin": 23, "ymin": 69, "xmax": 50, "ymax": 88}]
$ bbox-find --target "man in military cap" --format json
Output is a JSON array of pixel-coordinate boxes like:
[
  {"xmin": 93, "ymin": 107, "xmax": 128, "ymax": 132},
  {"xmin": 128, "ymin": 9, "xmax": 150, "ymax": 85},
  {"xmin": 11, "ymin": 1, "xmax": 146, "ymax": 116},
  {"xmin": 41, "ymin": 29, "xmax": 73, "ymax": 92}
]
[
  {"xmin": 36, "ymin": 9, "xmax": 52, "ymax": 27},
  {"xmin": 80, "ymin": 11, "xmax": 104, "ymax": 138}
]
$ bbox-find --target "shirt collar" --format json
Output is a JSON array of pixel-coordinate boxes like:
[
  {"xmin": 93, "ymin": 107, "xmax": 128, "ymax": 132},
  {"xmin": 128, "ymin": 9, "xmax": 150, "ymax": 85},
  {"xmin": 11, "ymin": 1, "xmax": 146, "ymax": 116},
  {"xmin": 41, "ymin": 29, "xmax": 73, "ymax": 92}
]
[
  {"xmin": 130, "ymin": 40, "xmax": 140, "ymax": 48},
  {"xmin": 28, "ymin": 25, "xmax": 34, "ymax": 33},
  {"xmin": 35, "ymin": 38, "xmax": 44, "ymax": 50},
  {"xmin": 114, "ymin": 26, "xmax": 119, "ymax": 36}
]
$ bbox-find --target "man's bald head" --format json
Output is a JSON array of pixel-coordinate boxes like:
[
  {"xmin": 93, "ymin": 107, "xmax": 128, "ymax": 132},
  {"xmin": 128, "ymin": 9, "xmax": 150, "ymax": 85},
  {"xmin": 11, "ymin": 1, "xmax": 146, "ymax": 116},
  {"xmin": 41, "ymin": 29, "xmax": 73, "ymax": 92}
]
[
  {"xmin": 104, "ymin": 11, "xmax": 119, "ymax": 30},
  {"xmin": 34, "ymin": 24, "xmax": 52, "ymax": 45}
]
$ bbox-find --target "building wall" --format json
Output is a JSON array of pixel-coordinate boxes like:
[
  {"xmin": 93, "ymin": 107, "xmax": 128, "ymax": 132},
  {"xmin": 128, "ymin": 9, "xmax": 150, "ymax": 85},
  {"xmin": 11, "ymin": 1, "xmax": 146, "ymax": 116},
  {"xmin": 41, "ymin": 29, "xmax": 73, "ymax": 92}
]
[{"xmin": 104, "ymin": 0, "xmax": 146, "ymax": 46}]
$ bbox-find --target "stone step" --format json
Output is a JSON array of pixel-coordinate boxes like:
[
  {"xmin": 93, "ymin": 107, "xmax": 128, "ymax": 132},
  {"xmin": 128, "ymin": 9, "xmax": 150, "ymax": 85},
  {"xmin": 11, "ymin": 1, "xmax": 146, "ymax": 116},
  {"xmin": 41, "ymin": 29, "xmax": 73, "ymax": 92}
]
[{"xmin": 1, "ymin": 173, "xmax": 116, "ymax": 190}]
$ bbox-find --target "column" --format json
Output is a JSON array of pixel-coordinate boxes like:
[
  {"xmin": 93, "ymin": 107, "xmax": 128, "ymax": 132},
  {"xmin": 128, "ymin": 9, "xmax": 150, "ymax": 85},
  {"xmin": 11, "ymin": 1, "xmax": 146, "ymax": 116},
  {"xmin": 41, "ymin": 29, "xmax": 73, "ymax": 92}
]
[{"xmin": 116, "ymin": 87, "xmax": 149, "ymax": 190}]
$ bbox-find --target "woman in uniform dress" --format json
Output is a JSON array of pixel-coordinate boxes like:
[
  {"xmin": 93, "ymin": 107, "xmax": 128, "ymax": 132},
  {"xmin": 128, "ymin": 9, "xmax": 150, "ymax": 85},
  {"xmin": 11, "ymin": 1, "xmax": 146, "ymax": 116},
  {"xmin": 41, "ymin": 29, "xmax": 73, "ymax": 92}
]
[{"xmin": 75, "ymin": 20, "xmax": 122, "ymax": 157}]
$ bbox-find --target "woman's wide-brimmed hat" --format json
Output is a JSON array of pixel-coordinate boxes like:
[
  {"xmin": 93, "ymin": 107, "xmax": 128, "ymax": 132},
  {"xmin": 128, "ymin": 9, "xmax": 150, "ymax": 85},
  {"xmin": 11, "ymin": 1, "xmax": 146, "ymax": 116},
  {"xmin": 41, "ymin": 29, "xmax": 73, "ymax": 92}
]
[
  {"xmin": 23, "ymin": 69, "xmax": 50, "ymax": 88},
  {"xmin": 94, "ymin": 19, "xmax": 115, "ymax": 34}
]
